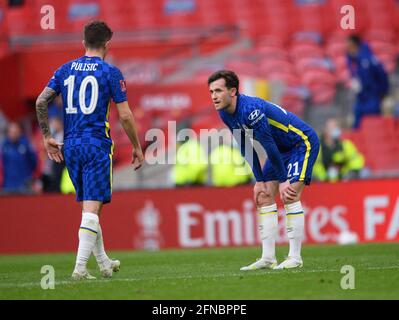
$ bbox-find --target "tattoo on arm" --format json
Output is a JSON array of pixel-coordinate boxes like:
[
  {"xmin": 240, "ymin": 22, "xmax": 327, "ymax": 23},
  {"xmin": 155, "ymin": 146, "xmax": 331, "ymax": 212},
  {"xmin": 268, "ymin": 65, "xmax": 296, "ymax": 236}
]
[{"xmin": 36, "ymin": 87, "xmax": 57, "ymax": 138}]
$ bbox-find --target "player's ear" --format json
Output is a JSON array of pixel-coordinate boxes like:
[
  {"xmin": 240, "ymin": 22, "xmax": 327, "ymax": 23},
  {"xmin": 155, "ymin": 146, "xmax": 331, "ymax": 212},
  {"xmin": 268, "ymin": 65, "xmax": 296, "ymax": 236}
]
[
  {"xmin": 231, "ymin": 87, "xmax": 237, "ymax": 97},
  {"xmin": 82, "ymin": 40, "xmax": 86, "ymax": 49}
]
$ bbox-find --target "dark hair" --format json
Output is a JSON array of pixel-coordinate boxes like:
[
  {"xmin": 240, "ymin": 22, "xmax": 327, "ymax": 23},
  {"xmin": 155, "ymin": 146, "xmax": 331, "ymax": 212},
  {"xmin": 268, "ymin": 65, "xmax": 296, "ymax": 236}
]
[
  {"xmin": 208, "ymin": 70, "xmax": 239, "ymax": 95},
  {"xmin": 348, "ymin": 34, "xmax": 361, "ymax": 46},
  {"xmin": 84, "ymin": 21, "xmax": 113, "ymax": 49}
]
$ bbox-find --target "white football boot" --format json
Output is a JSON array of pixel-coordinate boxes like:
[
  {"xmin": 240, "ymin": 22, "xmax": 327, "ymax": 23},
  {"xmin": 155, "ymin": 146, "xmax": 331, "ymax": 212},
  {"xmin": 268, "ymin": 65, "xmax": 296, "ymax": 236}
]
[
  {"xmin": 71, "ymin": 268, "xmax": 96, "ymax": 280},
  {"xmin": 100, "ymin": 259, "xmax": 121, "ymax": 278},
  {"xmin": 240, "ymin": 258, "xmax": 277, "ymax": 271},
  {"xmin": 273, "ymin": 256, "xmax": 303, "ymax": 270}
]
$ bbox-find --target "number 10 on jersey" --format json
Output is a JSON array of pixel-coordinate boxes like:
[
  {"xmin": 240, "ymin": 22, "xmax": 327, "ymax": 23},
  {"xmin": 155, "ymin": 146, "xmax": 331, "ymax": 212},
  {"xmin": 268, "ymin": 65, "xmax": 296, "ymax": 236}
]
[{"xmin": 64, "ymin": 75, "xmax": 99, "ymax": 115}]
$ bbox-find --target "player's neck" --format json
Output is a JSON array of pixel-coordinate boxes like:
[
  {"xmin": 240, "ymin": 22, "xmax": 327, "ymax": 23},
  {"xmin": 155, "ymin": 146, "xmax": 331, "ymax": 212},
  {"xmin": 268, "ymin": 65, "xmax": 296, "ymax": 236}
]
[
  {"xmin": 85, "ymin": 50, "xmax": 105, "ymax": 59},
  {"xmin": 224, "ymin": 96, "xmax": 237, "ymax": 114}
]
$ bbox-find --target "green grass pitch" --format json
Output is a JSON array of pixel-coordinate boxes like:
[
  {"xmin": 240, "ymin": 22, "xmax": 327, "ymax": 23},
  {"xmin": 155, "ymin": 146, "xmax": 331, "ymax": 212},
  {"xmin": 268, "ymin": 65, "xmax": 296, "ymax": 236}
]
[{"xmin": 0, "ymin": 243, "xmax": 398, "ymax": 299}]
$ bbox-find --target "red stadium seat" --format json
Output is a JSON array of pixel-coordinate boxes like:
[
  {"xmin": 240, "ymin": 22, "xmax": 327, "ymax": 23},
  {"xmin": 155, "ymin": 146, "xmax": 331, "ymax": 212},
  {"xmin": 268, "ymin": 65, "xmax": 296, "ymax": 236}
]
[
  {"xmin": 368, "ymin": 40, "xmax": 396, "ymax": 57},
  {"xmin": 335, "ymin": 67, "xmax": 351, "ymax": 83},
  {"xmin": 331, "ymin": 56, "xmax": 350, "ymax": 82},
  {"xmin": 374, "ymin": 53, "xmax": 396, "ymax": 73},
  {"xmin": 359, "ymin": 116, "xmax": 399, "ymax": 171},
  {"xmin": 225, "ymin": 60, "xmax": 258, "ymax": 77},
  {"xmin": 360, "ymin": 116, "xmax": 396, "ymax": 135},
  {"xmin": 309, "ymin": 84, "xmax": 336, "ymax": 105},
  {"xmin": 294, "ymin": 57, "xmax": 331, "ymax": 74},
  {"xmin": 292, "ymin": 3, "xmax": 326, "ymax": 34},
  {"xmin": 366, "ymin": 29, "xmax": 396, "ymax": 43},
  {"xmin": 280, "ymin": 91, "xmax": 305, "ymax": 116},
  {"xmin": 289, "ymin": 43, "xmax": 324, "ymax": 60},
  {"xmin": 259, "ymin": 59, "xmax": 294, "ymax": 74},
  {"xmin": 326, "ymin": 40, "xmax": 347, "ymax": 58},
  {"xmin": 230, "ymin": 48, "xmax": 259, "ymax": 60},
  {"xmin": 291, "ymin": 31, "xmax": 323, "ymax": 46},
  {"xmin": 301, "ymin": 69, "xmax": 335, "ymax": 87},
  {"xmin": 261, "ymin": 18, "xmax": 293, "ymax": 44},
  {"xmin": 266, "ymin": 71, "xmax": 301, "ymax": 87},
  {"xmin": 256, "ymin": 46, "xmax": 289, "ymax": 60},
  {"xmin": 256, "ymin": 35, "xmax": 286, "ymax": 48},
  {"xmin": 331, "ymin": 55, "xmax": 347, "ymax": 68}
]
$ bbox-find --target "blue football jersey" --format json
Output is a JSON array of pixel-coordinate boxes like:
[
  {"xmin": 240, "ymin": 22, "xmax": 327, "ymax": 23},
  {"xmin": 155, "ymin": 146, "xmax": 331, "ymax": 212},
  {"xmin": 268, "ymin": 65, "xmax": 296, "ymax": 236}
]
[
  {"xmin": 218, "ymin": 94, "xmax": 318, "ymax": 182},
  {"xmin": 47, "ymin": 55, "xmax": 127, "ymax": 154}
]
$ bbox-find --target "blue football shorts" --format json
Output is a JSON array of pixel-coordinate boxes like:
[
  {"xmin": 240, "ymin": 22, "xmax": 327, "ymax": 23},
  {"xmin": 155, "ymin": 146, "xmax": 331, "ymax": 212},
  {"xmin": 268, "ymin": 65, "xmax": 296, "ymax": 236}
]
[
  {"xmin": 64, "ymin": 143, "xmax": 113, "ymax": 204},
  {"xmin": 263, "ymin": 132, "xmax": 320, "ymax": 185}
]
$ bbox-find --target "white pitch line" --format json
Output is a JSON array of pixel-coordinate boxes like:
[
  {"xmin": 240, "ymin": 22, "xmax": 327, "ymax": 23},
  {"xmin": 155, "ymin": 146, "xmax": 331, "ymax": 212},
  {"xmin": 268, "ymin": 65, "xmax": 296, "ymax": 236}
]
[{"xmin": 1, "ymin": 265, "xmax": 398, "ymax": 289}]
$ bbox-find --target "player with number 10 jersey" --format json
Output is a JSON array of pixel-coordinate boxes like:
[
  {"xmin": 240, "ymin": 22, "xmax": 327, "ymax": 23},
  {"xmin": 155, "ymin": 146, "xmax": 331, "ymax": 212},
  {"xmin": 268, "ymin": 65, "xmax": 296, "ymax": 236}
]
[
  {"xmin": 36, "ymin": 21, "xmax": 143, "ymax": 280},
  {"xmin": 47, "ymin": 55, "xmax": 124, "ymax": 204},
  {"xmin": 48, "ymin": 55, "xmax": 125, "ymax": 159}
]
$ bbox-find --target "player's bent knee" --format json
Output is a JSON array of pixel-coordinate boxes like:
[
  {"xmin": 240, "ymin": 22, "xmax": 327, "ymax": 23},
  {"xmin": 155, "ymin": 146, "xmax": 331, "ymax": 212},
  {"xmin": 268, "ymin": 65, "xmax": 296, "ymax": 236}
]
[{"xmin": 256, "ymin": 192, "xmax": 274, "ymax": 207}]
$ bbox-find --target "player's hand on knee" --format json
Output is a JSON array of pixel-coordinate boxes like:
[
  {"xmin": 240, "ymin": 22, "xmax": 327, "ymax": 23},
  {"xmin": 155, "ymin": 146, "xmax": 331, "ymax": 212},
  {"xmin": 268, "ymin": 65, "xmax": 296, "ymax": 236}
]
[
  {"xmin": 279, "ymin": 180, "xmax": 297, "ymax": 202},
  {"xmin": 254, "ymin": 181, "xmax": 268, "ymax": 207},
  {"xmin": 132, "ymin": 148, "xmax": 144, "ymax": 170}
]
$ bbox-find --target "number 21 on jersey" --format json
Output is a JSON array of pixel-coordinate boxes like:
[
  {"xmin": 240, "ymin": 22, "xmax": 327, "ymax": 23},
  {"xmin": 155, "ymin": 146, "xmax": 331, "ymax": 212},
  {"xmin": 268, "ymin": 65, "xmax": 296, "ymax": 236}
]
[{"xmin": 287, "ymin": 161, "xmax": 299, "ymax": 178}]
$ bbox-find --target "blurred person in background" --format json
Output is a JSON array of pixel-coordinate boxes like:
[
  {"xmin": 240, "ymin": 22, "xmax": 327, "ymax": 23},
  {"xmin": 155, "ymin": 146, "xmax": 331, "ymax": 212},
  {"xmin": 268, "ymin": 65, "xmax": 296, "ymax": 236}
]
[
  {"xmin": 1, "ymin": 122, "xmax": 37, "ymax": 194},
  {"xmin": 209, "ymin": 132, "xmax": 253, "ymax": 187},
  {"xmin": 313, "ymin": 118, "xmax": 365, "ymax": 182},
  {"xmin": 173, "ymin": 137, "xmax": 207, "ymax": 187},
  {"xmin": 347, "ymin": 34, "xmax": 389, "ymax": 129}
]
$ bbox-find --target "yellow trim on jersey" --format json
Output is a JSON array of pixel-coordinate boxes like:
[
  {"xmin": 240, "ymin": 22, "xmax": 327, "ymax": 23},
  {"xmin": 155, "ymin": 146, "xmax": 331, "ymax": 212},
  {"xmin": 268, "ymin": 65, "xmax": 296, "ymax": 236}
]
[
  {"xmin": 105, "ymin": 101, "xmax": 111, "ymax": 138},
  {"xmin": 267, "ymin": 118, "xmax": 289, "ymax": 132},
  {"xmin": 109, "ymin": 154, "xmax": 113, "ymax": 192},
  {"xmin": 266, "ymin": 118, "xmax": 311, "ymax": 182},
  {"xmin": 105, "ymin": 102, "xmax": 114, "ymax": 156},
  {"xmin": 288, "ymin": 125, "xmax": 311, "ymax": 181},
  {"xmin": 105, "ymin": 121, "xmax": 110, "ymax": 138}
]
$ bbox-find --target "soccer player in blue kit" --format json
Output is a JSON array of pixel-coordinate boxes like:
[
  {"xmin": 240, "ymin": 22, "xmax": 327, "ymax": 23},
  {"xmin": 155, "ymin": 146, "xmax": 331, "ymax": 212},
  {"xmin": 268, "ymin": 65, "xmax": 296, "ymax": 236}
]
[
  {"xmin": 208, "ymin": 71, "xmax": 320, "ymax": 269},
  {"xmin": 36, "ymin": 21, "xmax": 144, "ymax": 279}
]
